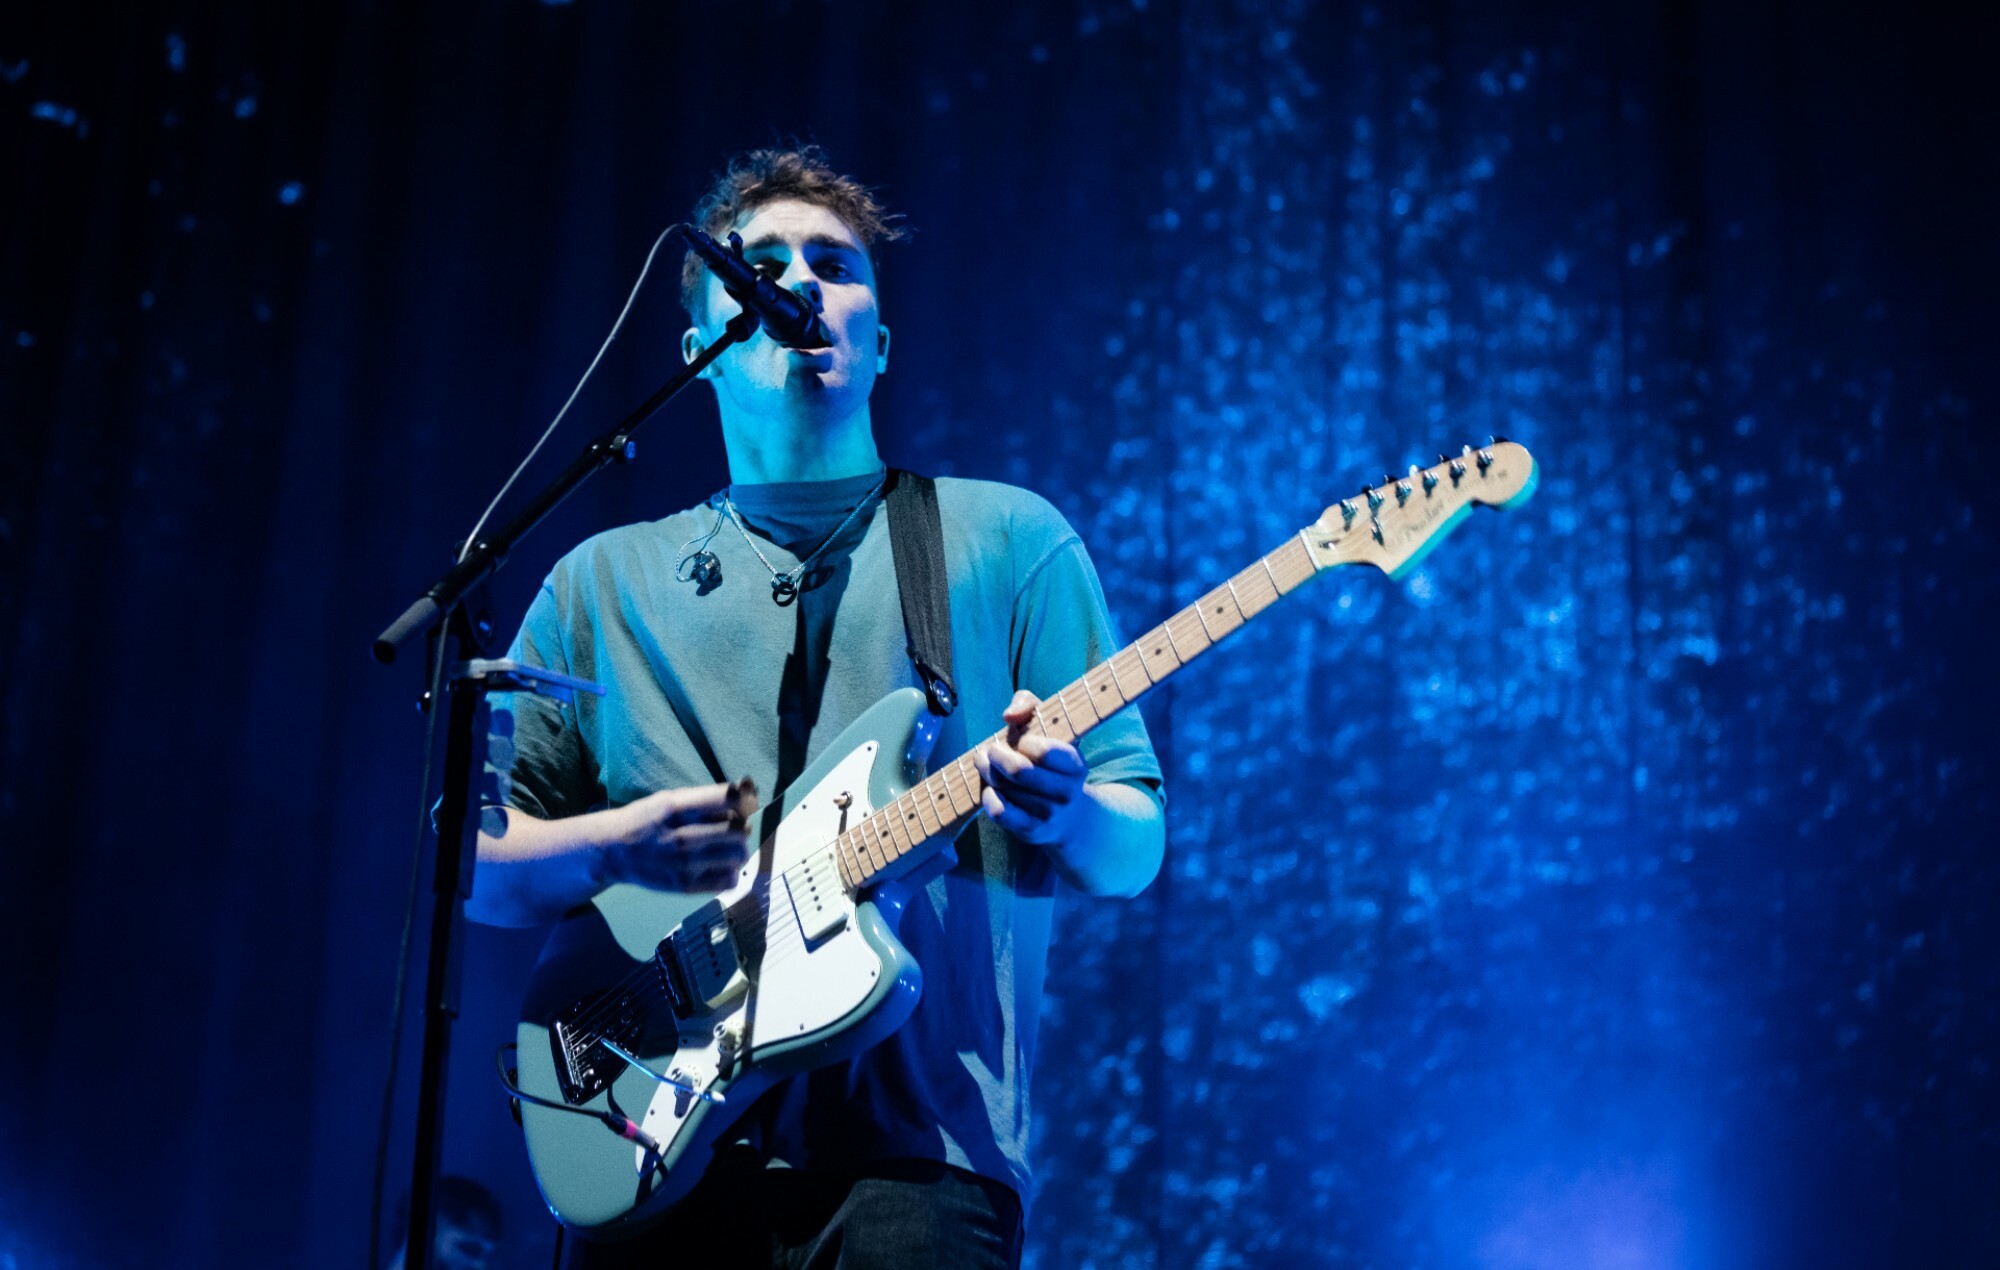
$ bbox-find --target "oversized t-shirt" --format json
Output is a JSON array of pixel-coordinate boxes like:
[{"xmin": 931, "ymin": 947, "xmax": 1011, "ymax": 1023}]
[{"xmin": 497, "ymin": 470, "xmax": 1162, "ymax": 1200}]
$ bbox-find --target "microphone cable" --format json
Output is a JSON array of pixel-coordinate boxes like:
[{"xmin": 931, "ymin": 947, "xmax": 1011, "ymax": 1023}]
[{"xmin": 457, "ymin": 223, "xmax": 683, "ymax": 562}]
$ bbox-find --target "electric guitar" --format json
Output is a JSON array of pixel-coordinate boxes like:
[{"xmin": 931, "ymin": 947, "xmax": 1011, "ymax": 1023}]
[{"xmin": 511, "ymin": 441, "xmax": 1538, "ymax": 1238}]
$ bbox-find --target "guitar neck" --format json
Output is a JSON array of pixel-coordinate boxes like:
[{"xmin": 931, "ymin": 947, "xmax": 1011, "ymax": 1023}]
[
  {"xmin": 827, "ymin": 440, "xmax": 1538, "ymax": 892},
  {"xmin": 831, "ymin": 534, "xmax": 1321, "ymax": 892}
]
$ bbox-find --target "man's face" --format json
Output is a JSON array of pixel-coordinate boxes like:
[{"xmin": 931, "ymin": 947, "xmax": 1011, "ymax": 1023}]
[
  {"xmin": 689, "ymin": 198, "xmax": 888, "ymax": 423},
  {"xmin": 433, "ymin": 1219, "xmax": 500, "ymax": 1270}
]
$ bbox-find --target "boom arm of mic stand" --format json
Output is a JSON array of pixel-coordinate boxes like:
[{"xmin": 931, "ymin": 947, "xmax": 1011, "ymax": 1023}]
[{"xmin": 372, "ymin": 308, "xmax": 756, "ymax": 663}]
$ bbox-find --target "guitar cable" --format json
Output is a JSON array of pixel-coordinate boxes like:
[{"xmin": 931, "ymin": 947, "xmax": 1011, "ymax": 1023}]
[
  {"xmin": 496, "ymin": 1043, "xmax": 668, "ymax": 1162},
  {"xmin": 495, "ymin": 1043, "xmax": 674, "ymax": 1267}
]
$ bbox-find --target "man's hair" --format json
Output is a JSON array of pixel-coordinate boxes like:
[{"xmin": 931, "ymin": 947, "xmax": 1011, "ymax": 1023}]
[
  {"xmin": 389, "ymin": 1175, "xmax": 505, "ymax": 1245},
  {"xmin": 679, "ymin": 144, "xmax": 906, "ymax": 318}
]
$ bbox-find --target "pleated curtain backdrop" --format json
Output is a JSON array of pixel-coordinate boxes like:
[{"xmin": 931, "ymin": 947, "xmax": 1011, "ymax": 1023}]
[{"xmin": 2, "ymin": 2, "xmax": 1992, "ymax": 1266}]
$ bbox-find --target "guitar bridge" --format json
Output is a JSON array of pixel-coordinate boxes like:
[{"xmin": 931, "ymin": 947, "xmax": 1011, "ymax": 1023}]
[{"xmin": 549, "ymin": 989, "xmax": 647, "ymax": 1106}]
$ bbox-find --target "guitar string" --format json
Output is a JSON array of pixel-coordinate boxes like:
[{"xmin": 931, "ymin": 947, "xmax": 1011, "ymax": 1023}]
[
  {"xmin": 555, "ymin": 631, "xmax": 1229, "ymax": 1052},
  {"xmin": 553, "ymin": 491, "xmax": 1510, "ymax": 1077},
  {"xmin": 554, "ymin": 845, "xmax": 876, "ymax": 1057},
  {"xmin": 557, "ymin": 680, "xmax": 1161, "ymax": 1054},
  {"xmin": 553, "ymin": 712, "xmax": 1120, "ymax": 1056},
  {"xmin": 550, "ymin": 751, "xmax": 999, "ymax": 1049},
  {"xmin": 552, "ymin": 851, "xmax": 843, "ymax": 1052},
  {"xmin": 551, "ymin": 769, "xmax": 985, "ymax": 1057},
  {"xmin": 544, "ymin": 486, "xmax": 1504, "ymax": 1112},
  {"xmin": 551, "ymin": 531, "xmax": 1354, "ymax": 1058}
]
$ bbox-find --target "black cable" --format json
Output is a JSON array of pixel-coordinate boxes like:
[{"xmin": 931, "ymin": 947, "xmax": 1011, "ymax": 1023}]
[
  {"xmin": 495, "ymin": 1040, "xmax": 671, "ymax": 1266},
  {"xmin": 493, "ymin": 1043, "xmax": 665, "ymax": 1156},
  {"xmin": 367, "ymin": 630, "xmax": 454, "ymax": 1270}
]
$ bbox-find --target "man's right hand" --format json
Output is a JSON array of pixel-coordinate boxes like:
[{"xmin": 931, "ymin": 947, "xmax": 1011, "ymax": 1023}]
[
  {"xmin": 470, "ymin": 778, "xmax": 760, "ymax": 927},
  {"xmin": 597, "ymin": 779, "xmax": 759, "ymax": 894}
]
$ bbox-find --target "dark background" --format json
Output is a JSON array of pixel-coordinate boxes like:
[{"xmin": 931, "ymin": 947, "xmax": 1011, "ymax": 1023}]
[{"xmin": 3, "ymin": 1, "xmax": 1996, "ymax": 1266}]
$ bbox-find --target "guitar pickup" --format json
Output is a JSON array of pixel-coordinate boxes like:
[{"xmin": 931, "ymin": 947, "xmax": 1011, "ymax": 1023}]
[
  {"xmin": 658, "ymin": 912, "xmax": 748, "ymax": 1011},
  {"xmin": 783, "ymin": 850, "xmax": 849, "ymax": 944}
]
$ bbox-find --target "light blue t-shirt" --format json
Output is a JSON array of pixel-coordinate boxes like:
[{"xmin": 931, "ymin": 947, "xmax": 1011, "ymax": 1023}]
[{"xmin": 500, "ymin": 471, "xmax": 1162, "ymax": 1200}]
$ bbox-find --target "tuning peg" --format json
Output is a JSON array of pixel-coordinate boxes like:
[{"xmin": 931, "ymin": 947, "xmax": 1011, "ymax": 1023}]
[
  {"xmin": 1443, "ymin": 452, "xmax": 1466, "ymax": 480},
  {"xmin": 1364, "ymin": 483, "xmax": 1384, "ymax": 510}
]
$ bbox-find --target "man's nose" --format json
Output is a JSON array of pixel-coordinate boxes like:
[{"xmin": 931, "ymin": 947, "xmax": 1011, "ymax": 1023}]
[{"xmin": 787, "ymin": 276, "xmax": 824, "ymax": 312}]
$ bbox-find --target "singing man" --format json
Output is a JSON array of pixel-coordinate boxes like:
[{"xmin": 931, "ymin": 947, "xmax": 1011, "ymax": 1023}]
[{"xmin": 471, "ymin": 145, "xmax": 1164, "ymax": 1268}]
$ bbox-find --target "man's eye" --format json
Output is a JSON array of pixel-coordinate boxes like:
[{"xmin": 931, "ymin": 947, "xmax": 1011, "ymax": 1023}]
[
  {"xmin": 752, "ymin": 261, "xmax": 784, "ymax": 279},
  {"xmin": 820, "ymin": 261, "xmax": 851, "ymax": 279}
]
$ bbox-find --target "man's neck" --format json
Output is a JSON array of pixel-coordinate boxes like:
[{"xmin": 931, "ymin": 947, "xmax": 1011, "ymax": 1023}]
[{"xmin": 719, "ymin": 404, "xmax": 882, "ymax": 485}]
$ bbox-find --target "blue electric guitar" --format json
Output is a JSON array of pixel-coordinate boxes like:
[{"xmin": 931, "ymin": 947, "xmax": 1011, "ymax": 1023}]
[{"xmin": 511, "ymin": 442, "xmax": 1538, "ymax": 1238}]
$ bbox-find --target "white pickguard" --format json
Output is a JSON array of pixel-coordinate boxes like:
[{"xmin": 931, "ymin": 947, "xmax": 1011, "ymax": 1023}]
[{"xmin": 637, "ymin": 740, "xmax": 892, "ymax": 1166}]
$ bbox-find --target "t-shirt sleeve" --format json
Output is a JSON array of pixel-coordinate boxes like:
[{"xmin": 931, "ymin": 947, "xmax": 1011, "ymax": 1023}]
[
  {"xmin": 1011, "ymin": 536, "xmax": 1165, "ymax": 805},
  {"xmin": 493, "ymin": 575, "xmax": 601, "ymax": 821}
]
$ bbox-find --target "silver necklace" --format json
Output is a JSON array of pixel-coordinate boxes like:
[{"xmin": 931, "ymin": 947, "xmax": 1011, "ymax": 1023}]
[{"xmin": 712, "ymin": 471, "xmax": 888, "ymax": 605}]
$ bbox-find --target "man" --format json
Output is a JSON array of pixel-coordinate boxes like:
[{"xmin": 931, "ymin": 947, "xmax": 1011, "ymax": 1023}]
[
  {"xmin": 386, "ymin": 1176, "xmax": 505, "ymax": 1270},
  {"xmin": 471, "ymin": 146, "xmax": 1164, "ymax": 1268}
]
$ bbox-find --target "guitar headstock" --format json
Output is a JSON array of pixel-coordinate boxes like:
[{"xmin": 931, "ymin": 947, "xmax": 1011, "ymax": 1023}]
[{"xmin": 1304, "ymin": 440, "xmax": 1538, "ymax": 579}]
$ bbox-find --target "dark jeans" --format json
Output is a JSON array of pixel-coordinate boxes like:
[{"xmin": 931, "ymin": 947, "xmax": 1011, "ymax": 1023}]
[{"xmin": 565, "ymin": 1155, "xmax": 1023, "ymax": 1270}]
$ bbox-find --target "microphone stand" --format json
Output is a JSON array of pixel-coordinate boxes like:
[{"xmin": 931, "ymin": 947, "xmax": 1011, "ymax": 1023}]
[{"xmin": 373, "ymin": 281, "xmax": 757, "ymax": 1269}]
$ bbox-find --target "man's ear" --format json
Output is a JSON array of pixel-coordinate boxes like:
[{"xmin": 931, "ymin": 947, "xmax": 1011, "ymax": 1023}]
[
  {"xmin": 683, "ymin": 327, "xmax": 724, "ymax": 380},
  {"xmin": 875, "ymin": 323, "xmax": 892, "ymax": 374}
]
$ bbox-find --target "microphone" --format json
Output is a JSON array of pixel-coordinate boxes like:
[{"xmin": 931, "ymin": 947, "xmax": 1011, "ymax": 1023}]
[{"xmin": 677, "ymin": 225, "xmax": 830, "ymax": 349}]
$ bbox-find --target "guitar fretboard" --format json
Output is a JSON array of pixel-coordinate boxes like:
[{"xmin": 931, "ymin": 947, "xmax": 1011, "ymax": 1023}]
[{"xmin": 827, "ymin": 534, "xmax": 1322, "ymax": 891}]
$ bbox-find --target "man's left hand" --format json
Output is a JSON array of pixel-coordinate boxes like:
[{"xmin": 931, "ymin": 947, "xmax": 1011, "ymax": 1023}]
[{"xmin": 973, "ymin": 689, "xmax": 1089, "ymax": 846}]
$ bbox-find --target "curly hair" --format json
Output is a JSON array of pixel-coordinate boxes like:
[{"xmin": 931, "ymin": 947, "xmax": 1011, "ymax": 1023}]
[{"xmin": 680, "ymin": 145, "xmax": 907, "ymax": 319}]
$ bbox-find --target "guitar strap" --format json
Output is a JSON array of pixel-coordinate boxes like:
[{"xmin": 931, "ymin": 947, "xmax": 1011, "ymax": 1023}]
[{"xmin": 885, "ymin": 469, "xmax": 958, "ymax": 717}]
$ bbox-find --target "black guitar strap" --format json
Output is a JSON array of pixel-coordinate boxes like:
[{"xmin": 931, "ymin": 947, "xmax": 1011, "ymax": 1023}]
[{"xmin": 885, "ymin": 468, "xmax": 958, "ymax": 717}]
